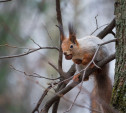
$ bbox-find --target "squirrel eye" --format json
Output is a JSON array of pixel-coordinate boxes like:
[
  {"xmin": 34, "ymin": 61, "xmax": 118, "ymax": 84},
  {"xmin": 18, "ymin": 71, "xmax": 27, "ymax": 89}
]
[{"xmin": 70, "ymin": 44, "xmax": 73, "ymax": 49}]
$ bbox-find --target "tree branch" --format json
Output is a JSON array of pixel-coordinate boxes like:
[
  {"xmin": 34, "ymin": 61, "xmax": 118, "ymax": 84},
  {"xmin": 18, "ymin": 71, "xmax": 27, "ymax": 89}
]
[
  {"xmin": 48, "ymin": 61, "xmax": 60, "ymax": 74},
  {"xmin": 56, "ymin": 0, "xmax": 64, "ymax": 73},
  {"xmin": 32, "ymin": 86, "xmax": 52, "ymax": 113},
  {"xmin": 49, "ymin": 1, "xmax": 65, "ymax": 113},
  {"xmin": 52, "ymin": 83, "xmax": 66, "ymax": 113},
  {"xmin": 97, "ymin": 18, "xmax": 115, "ymax": 39},
  {"xmin": 0, "ymin": 46, "xmax": 59, "ymax": 59},
  {"xmin": 10, "ymin": 65, "xmax": 60, "ymax": 81}
]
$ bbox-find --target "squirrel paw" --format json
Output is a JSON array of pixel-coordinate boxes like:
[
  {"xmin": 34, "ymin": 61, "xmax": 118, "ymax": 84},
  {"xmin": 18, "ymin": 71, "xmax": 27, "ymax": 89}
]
[
  {"xmin": 73, "ymin": 73, "xmax": 80, "ymax": 82},
  {"xmin": 73, "ymin": 73, "xmax": 89, "ymax": 82}
]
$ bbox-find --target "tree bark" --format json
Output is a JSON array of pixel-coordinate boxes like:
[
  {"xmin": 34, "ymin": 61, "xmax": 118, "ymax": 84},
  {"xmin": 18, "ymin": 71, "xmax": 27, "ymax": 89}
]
[{"xmin": 111, "ymin": 0, "xmax": 126, "ymax": 112}]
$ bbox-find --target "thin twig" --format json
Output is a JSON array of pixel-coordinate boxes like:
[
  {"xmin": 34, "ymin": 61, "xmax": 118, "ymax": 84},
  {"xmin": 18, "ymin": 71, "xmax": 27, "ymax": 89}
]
[
  {"xmin": 10, "ymin": 65, "xmax": 60, "ymax": 81},
  {"xmin": 11, "ymin": 66, "xmax": 82, "ymax": 113},
  {"xmin": 90, "ymin": 15, "xmax": 109, "ymax": 35},
  {"xmin": 97, "ymin": 18, "xmax": 115, "ymax": 39},
  {"xmin": 0, "ymin": 46, "xmax": 59, "ymax": 59},
  {"xmin": 91, "ymin": 24, "xmax": 108, "ymax": 35},
  {"xmin": 64, "ymin": 72, "xmax": 86, "ymax": 113},
  {"xmin": 50, "ymin": 76, "xmax": 73, "ymax": 90},
  {"xmin": 48, "ymin": 61, "xmax": 60, "ymax": 74},
  {"xmin": 30, "ymin": 38, "xmax": 41, "ymax": 48},
  {"xmin": 0, "ymin": 43, "xmax": 32, "ymax": 49},
  {"xmin": 43, "ymin": 24, "xmax": 53, "ymax": 41},
  {"xmin": 98, "ymin": 38, "xmax": 117, "ymax": 46},
  {"xmin": 62, "ymin": 95, "xmax": 102, "ymax": 113},
  {"xmin": 33, "ymin": 73, "xmax": 60, "ymax": 80},
  {"xmin": 95, "ymin": 15, "xmax": 98, "ymax": 29}
]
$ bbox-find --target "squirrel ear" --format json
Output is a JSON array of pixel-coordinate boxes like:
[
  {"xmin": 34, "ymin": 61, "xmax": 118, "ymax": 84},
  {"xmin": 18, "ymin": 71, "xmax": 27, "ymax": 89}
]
[
  {"xmin": 68, "ymin": 23, "xmax": 77, "ymax": 44},
  {"xmin": 70, "ymin": 35, "xmax": 77, "ymax": 44}
]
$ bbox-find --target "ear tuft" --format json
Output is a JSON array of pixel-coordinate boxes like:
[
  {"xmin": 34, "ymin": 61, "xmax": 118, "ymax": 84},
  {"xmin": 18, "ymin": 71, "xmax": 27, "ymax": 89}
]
[
  {"xmin": 68, "ymin": 23, "xmax": 76, "ymax": 36},
  {"xmin": 68, "ymin": 23, "xmax": 76, "ymax": 44}
]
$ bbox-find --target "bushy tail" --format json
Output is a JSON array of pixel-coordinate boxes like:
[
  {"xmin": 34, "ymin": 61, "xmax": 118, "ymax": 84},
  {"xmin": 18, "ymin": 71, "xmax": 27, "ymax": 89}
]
[{"xmin": 91, "ymin": 64, "xmax": 113, "ymax": 113}]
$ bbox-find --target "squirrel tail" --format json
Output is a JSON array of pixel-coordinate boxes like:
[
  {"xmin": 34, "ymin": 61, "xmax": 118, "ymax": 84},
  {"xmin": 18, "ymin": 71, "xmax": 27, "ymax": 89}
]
[{"xmin": 91, "ymin": 64, "xmax": 113, "ymax": 113}]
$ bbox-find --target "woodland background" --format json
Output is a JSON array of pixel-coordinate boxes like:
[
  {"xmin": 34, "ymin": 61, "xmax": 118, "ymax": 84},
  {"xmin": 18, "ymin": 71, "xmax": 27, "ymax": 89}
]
[{"xmin": 0, "ymin": 0, "xmax": 115, "ymax": 113}]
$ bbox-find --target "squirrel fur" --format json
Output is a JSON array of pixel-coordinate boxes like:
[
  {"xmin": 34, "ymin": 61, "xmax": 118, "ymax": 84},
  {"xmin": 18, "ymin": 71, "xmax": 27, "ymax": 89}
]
[{"xmin": 61, "ymin": 24, "xmax": 112, "ymax": 113}]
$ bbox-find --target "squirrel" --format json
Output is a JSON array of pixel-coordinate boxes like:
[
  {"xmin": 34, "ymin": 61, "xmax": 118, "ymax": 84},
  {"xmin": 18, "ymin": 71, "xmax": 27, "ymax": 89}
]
[{"xmin": 61, "ymin": 24, "xmax": 112, "ymax": 113}]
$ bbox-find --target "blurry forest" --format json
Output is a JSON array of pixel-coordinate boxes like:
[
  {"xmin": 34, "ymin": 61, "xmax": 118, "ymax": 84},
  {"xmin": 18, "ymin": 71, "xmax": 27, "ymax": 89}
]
[{"xmin": 0, "ymin": 0, "xmax": 115, "ymax": 113}]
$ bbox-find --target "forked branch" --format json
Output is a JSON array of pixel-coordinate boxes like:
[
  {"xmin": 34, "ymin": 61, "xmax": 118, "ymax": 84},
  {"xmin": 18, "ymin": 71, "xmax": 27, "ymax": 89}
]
[{"xmin": 97, "ymin": 18, "xmax": 115, "ymax": 39}]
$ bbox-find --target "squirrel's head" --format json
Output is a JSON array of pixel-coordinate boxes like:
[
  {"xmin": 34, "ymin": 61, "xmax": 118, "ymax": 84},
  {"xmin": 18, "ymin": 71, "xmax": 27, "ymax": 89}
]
[{"xmin": 61, "ymin": 24, "xmax": 79, "ymax": 60}]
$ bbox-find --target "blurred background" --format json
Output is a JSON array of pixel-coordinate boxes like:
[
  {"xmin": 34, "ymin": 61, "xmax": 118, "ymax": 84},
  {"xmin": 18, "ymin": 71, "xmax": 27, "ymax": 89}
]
[{"xmin": 0, "ymin": 0, "xmax": 115, "ymax": 113}]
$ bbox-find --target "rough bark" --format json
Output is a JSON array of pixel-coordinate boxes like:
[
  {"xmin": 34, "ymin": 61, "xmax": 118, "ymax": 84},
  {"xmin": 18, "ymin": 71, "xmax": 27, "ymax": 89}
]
[{"xmin": 111, "ymin": 0, "xmax": 126, "ymax": 112}]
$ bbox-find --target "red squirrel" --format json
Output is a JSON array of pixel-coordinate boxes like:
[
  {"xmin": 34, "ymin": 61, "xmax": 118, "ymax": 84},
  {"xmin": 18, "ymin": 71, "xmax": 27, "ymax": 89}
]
[{"xmin": 61, "ymin": 24, "xmax": 112, "ymax": 113}]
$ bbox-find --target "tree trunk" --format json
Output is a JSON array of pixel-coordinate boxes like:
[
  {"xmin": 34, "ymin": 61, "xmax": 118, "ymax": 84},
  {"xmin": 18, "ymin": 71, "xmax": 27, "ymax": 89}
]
[{"xmin": 111, "ymin": 0, "xmax": 126, "ymax": 112}]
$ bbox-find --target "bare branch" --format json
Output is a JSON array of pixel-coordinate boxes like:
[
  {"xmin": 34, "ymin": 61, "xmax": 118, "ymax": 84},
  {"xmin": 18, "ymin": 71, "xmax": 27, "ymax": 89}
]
[
  {"xmin": 91, "ymin": 24, "xmax": 108, "ymax": 35},
  {"xmin": 30, "ymin": 38, "xmax": 41, "ymax": 48},
  {"xmin": 56, "ymin": 0, "xmax": 64, "ymax": 72},
  {"xmin": 0, "ymin": 46, "xmax": 59, "ymax": 59},
  {"xmin": 47, "ymin": 64, "xmax": 75, "ymax": 89},
  {"xmin": 0, "ymin": 43, "xmax": 33, "ymax": 50},
  {"xmin": 52, "ymin": 99, "xmax": 60, "ymax": 113},
  {"xmin": 97, "ymin": 18, "xmax": 115, "ymax": 39},
  {"xmin": 90, "ymin": 15, "xmax": 109, "ymax": 35},
  {"xmin": 95, "ymin": 15, "xmax": 98, "ymax": 29},
  {"xmin": 10, "ymin": 65, "xmax": 60, "ymax": 81},
  {"xmin": 56, "ymin": 0, "xmax": 63, "ymax": 26},
  {"xmin": 62, "ymin": 96, "xmax": 102, "ymax": 113},
  {"xmin": 52, "ymin": 83, "xmax": 66, "ymax": 113},
  {"xmin": 32, "ymin": 86, "xmax": 52, "ymax": 113},
  {"xmin": 49, "ymin": 1, "xmax": 65, "ymax": 112},
  {"xmin": 48, "ymin": 61, "xmax": 60, "ymax": 74},
  {"xmin": 50, "ymin": 76, "xmax": 73, "ymax": 90},
  {"xmin": 66, "ymin": 64, "xmax": 76, "ymax": 78},
  {"xmin": 64, "ymin": 81, "xmax": 83, "ymax": 113},
  {"xmin": 43, "ymin": 24, "xmax": 53, "ymax": 41},
  {"xmin": 98, "ymin": 38, "xmax": 117, "ymax": 46}
]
